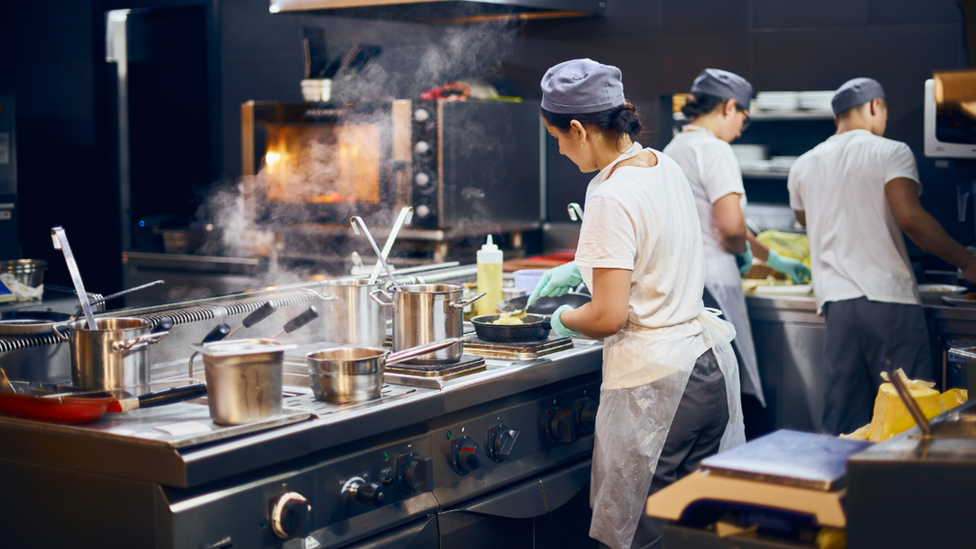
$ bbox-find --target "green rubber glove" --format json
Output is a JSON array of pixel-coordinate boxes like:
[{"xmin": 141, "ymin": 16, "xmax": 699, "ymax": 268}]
[
  {"xmin": 551, "ymin": 305, "xmax": 579, "ymax": 338},
  {"xmin": 734, "ymin": 242, "xmax": 753, "ymax": 276},
  {"xmin": 765, "ymin": 249, "xmax": 811, "ymax": 284},
  {"xmin": 527, "ymin": 262, "xmax": 583, "ymax": 305}
]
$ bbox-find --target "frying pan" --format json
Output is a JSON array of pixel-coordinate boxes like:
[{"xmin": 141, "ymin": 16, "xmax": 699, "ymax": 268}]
[
  {"xmin": 470, "ymin": 314, "xmax": 552, "ymax": 342},
  {"xmin": 495, "ymin": 292, "xmax": 592, "ymax": 316},
  {"xmin": 0, "ymin": 381, "xmax": 207, "ymax": 424}
]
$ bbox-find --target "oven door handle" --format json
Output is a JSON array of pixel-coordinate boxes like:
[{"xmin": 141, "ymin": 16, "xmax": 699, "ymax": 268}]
[{"xmin": 370, "ymin": 289, "xmax": 394, "ymax": 307}]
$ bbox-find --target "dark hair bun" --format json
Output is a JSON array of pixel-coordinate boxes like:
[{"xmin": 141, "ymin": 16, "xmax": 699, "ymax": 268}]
[{"xmin": 680, "ymin": 93, "xmax": 725, "ymax": 119}]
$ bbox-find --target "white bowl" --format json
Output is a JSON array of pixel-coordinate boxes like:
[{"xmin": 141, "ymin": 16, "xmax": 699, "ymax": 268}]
[{"xmin": 918, "ymin": 284, "xmax": 967, "ymax": 305}]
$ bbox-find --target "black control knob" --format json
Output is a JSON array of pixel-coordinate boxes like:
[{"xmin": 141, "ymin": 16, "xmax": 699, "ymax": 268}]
[
  {"xmin": 270, "ymin": 492, "xmax": 311, "ymax": 540},
  {"xmin": 397, "ymin": 453, "xmax": 434, "ymax": 494},
  {"xmin": 489, "ymin": 424, "xmax": 520, "ymax": 462},
  {"xmin": 343, "ymin": 477, "xmax": 386, "ymax": 507},
  {"xmin": 575, "ymin": 398, "xmax": 599, "ymax": 434},
  {"xmin": 453, "ymin": 436, "xmax": 489, "ymax": 475},
  {"xmin": 547, "ymin": 409, "xmax": 577, "ymax": 443}
]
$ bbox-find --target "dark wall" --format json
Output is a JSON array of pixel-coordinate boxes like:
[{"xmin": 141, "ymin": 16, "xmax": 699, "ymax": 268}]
[{"xmin": 0, "ymin": 0, "xmax": 971, "ymax": 289}]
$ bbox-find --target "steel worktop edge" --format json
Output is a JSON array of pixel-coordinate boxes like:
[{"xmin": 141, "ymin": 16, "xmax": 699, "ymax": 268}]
[{"xmin": 0, "ymin": 344, "xmax": 603, "ymax": 489}]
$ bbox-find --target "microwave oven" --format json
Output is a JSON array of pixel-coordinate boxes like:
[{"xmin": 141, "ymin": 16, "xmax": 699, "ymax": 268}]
[
  {"xmin": 241, "ymin": 99, "xmax": 543, "ymax": 229},
  {"xmin": 924, "ymin": 78, "xmax": 976, "ymax": 159}
]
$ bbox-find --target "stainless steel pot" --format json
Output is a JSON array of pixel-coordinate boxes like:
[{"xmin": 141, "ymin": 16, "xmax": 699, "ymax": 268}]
[
  {"xmin": 317, "ymin": 279, "xmax": 388, "ymax": 347},
  {"xmin": 307, "ymin": 338, "xmax": 462, "ymax": 403},
  {"xmin": 371, "ymin": 284, "xmax": 483, "ymax": 364},
  {"xmin": 190, "ymin": 339, "xmax": 297, "ymax": 425},
  {"xmin": 54, "ymin": 317, "xmax": 168, "ymax": 391}
]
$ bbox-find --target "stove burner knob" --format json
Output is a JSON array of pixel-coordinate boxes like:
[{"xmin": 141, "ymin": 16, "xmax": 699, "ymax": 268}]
[
  {"xmin": 489, "ymin": 424, "xmax": 520, "ymax": 462},
  {"xmin": 575, "ymin": 398, "xmax": 599, "ymax": 434},
  {"xmin": 414, "ymin": 204, "xmax": 431, "ymax": 219},
  {"xmin": 342, "ymin": 477, "xmax": 387, "ymax": 507},
  {"xmin": 414, "ymin": 108, "xmax": 430, "ymax": 122},
  {"xmin": 398, "ymin": 453, "xmax": 434, "ymax": 493},
  {"xmin": 547, "ymin": 409, "xmax": 577, "ymax": 444},
  {"xmin": 453, "ymin": 436, "xmax": 489, "ymax": 475},
  {"xmin": 414, "ymin": 141, "xmax": 431, "ymax": 155},
  {"xmin": 270, "ymin": 492, "xmax": 311, "ymax": 540}
]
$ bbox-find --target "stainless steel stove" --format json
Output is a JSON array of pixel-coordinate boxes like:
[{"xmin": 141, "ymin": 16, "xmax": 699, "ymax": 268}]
[{"xmin": 0, "ymin": 275, "xmax": 604, "ymax": 549}]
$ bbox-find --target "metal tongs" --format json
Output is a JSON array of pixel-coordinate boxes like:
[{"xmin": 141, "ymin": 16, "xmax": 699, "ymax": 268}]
[
  {"xmin": 51, "ymin": 226, "xmax": 96, "ymax": 330},
  {"xmin": 351, "ymin": 216, "xmax": 403, "ymax": 293},
  {"xmin": 367, "ymin": 206, "xmax": 413, "ymax": 285}
]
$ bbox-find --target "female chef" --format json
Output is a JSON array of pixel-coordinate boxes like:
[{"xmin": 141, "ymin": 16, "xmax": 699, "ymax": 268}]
[
  {"xmin": 528, "ymin": 59, "xmax": 745, "ymax": 549},
  {"xmin": 663, "ymin": 68, "xmax": 811, "ymax": 411}
]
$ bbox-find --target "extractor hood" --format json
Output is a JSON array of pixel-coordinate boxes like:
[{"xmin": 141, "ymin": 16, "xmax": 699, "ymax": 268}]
[{"xmin": 270, "ymin": 0, "xmax": 606, "ymax": 23}]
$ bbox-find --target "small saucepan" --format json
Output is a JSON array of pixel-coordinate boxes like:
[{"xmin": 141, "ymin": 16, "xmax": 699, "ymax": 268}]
[
  {"xmin": 470, "ymin": 314, "xmax": 552, "ymax": 342},
  {"xmin": 307, "ymin": 338, "xmax": 462, "ymax": 404}
]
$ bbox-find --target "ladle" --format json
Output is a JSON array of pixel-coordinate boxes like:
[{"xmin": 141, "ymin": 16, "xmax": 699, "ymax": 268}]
[
  {"xmin": 51, "ymin": 226, "xmax": 96, "ymax": 330},
  {"xmin": 351, "ymin": 216, "xmax": 403, "ymax": 293},
  {"xmin": 367, "ymin": 206, "xmax": 414, "ymax": 285}
]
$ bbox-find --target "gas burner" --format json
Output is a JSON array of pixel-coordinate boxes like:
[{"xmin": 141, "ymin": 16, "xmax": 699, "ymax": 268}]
[
  {"xmin": 383, "ymin": 354, "xmax": 487, "ymax": 389},
  {"xmin": 462, "ymin": 334, "xmax": 574, "ymax": 360}
]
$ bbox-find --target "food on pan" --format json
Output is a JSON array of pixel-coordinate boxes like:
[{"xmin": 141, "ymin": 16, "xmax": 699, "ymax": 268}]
[
  {"xmin": 742, "ymin": 263, "xmax": 786, "ymax": 280},
  {"xmin": 966, "ymin": 292, "xmax": 976, "ymax": 301},
  {"xmin": 493, "ymin": 310, "xmax": 526, "ymax": 325}
]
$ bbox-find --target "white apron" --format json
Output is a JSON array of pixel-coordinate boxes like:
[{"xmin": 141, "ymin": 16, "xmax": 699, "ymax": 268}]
[
  {"xmin": 578, "ymin": 146, "xmax": 746, "ymax": 549},
  {"xmin": 703, "ymin": 254, "xmax": 765, "ymax": 407}
]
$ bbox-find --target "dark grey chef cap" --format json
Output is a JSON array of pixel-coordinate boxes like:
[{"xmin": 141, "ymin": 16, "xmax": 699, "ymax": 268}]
[
  {"xmin": 831, "ymin": 77, "xmax": 886, "ymax": 116},
  {"xmin": 541, "ymin": 59, "xmax": 625, "ymax": 114},
  {"xmin": 691, "ymin": 68, "xmax": 753, "ymax": 111}
]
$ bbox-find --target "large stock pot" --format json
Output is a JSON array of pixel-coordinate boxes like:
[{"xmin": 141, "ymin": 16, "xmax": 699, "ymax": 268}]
[
  {"xmin": 371, "ymin": 284, "xmax": 483, "ymax": 364},
  {"xmin": 317, "ymin": 279, "xmax": 388, "ymax": 347},
  {"xmin": 54, "ymin": 317, "xmax": 169, "ymax": 391}
]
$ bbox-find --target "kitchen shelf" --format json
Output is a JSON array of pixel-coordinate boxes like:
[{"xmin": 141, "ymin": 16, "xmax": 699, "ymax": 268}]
[{"xmin": 672, "ymin": 109, "xmax": 834, "ymax": 122}]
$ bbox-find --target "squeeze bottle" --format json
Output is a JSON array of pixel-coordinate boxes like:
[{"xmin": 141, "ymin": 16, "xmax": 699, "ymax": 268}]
[{"xmin": 476, "ymin": 235, "xmax": 503, "ymax": 316}]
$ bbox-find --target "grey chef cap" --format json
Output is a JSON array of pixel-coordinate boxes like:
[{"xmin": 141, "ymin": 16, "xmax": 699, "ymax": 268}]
[
  {"xmin": 541, "ymin": 59, "xmax": 625, "ymax": 114},
  {"xmin": 831, "ymin": 77, "xmax": 886, "ymax": 116},
  {"xmin": 691, "ymin": 68, "xmax": 753, "ymax": 111}
]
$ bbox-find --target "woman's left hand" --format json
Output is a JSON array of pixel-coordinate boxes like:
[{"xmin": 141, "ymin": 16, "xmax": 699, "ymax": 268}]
[{"xmin": 551, "ymin": 305, "xmax": 580, "ymax": 338}]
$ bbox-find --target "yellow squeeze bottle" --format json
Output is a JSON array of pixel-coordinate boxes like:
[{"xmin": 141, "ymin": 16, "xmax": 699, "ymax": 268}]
[{"xmin": 476, "ymin": 235, "xmax": 503, "ymax": 317}]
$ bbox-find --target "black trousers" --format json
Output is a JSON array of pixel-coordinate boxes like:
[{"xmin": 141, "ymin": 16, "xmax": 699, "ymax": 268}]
[
  {"xmin": 822, "ymin": 297, "xmax": 933, "ymax": 435},
  {"xmin": 626, "ymin": 348, "xmax": 729, "ymax": 549}
]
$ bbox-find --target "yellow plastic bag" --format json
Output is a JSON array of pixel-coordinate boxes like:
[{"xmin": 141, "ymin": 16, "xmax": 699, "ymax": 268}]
[{"xmin": 756, "ymin": 230, "xmax": 811, "ymax": 269}]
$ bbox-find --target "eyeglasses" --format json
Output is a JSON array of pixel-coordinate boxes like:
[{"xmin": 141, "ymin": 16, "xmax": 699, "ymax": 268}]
[{"xmin": 739, "ymin": 111, "xmax": 751, "ymax": 132}]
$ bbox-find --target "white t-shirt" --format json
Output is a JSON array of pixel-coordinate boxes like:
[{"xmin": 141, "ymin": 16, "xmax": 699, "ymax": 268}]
[
  {"xmin": 663, "ymin": 127, "xmax": 747, "ymax": 260},
  {"xmin": 787, "ymin": 129, "xmax": 921, "ymax": 313},
  {"xmin": 575, "ymin": 147, "xmax": 706, "ymax": 330}
]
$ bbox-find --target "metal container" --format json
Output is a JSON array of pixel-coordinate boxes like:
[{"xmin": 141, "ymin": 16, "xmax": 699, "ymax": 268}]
[
  {"xmin": 308, "ymin": 346, "xmax": 386, "ymax": 404},
  {"xmin": 371, "ymin": 284, "xmax": 482, "ymax": 364},
  {"xmin": 0, "ymin": 259, "xmax": 47, "ymax": 288},
  {"xmin": 306, "ymin": 338, "xmax": 462, "ymax": 403},
  {"xmin": 54, "ymin": 317, "xmax": 168, "ymax": 391},
  {"xmin": 318, "ymin": 279, "xmax": 388, "ymax": 347},
  {"xmin": 192, "ymin": 339, "xmax": 296, "ymax": 425}
]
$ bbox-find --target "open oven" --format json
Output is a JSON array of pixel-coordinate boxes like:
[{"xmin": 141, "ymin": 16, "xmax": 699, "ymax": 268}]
[{"xmin": 241, "ymin": 99, "xmax": 544, "ymax": 229}]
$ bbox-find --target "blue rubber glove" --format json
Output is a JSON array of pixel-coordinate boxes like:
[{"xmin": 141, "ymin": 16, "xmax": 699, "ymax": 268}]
[
  {"xmin": 765, "ymin": 250, "xmax": 811, "ymax": 284},
  {"xmin": 551, "ymin": 304, "xmax": 579, "ymax": 338},
  {"xmin": 734, "ymin": 242, "xmax": 753, "ymax": 276},
  {"xmin": 527, "ymin": 262, "xmax": 583, "ymax": 305}
]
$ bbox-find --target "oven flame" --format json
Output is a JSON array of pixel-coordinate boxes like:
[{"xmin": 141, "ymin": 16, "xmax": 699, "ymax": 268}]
[{"xmin": 265, "ymin": 151, "xmax": 282, "ymax": 170}]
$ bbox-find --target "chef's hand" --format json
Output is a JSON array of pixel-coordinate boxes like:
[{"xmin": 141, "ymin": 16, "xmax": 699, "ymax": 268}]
[
  {"xmin": 528, "ymin": 262, "xmax": 583, "ymax": 305},
  {"xmin": 765, "ymin": 250, "xmax": 811, "ymax": 284},
  {"xmin": 734, "ymin": 243, "xmax": 753, "ymax": 276},
  {"xmin": 551, "ymin": 305, "xmax": 580, "ymax": 338}
]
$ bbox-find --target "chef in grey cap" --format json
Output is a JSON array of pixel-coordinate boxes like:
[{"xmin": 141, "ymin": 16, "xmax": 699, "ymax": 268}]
[
  {"xmin": 788, "ymin": 77, "xmax": 976, "ymax": 435},
  {"xmin": 529, "ymin": 58, "xmax": 745, "ymax": 549},
  {"xmin": 664, "ymin": 69, "xmax": 811, "ymax": 418}
]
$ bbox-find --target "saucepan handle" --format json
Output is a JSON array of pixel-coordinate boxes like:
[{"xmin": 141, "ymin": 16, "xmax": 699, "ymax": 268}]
[
  {"xmin": 450, "ymin": 292, "xmax": 486, "ymax": 311},
  {"xmin": 52, "ymin": 323, "xmax": 71, "ymax": 342},
  {"xmin": 112, "ymin": 332, "xmax": 169, "ymax": 353},
  {"xmin": 370, "ymin": 289, "xmax": 394, "ymax": 307}
]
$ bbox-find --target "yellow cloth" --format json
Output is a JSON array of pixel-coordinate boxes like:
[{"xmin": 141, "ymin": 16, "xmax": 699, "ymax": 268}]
[{"xmin": 756, "ymin": 230, "xmax": 811, "ymax": 269}]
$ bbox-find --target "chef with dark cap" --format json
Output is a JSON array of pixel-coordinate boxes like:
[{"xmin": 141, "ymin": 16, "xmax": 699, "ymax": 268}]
[
  {"xmin": 529, "ymin": 58, "xmax": 745, "ymax": 549},
  {"xmin": 788, "ymin": 77, "xmax": 976, "ymax": 435},
  {"xmin": 664, "ymin": 68, "xmax": 811, "ymax": 414}
]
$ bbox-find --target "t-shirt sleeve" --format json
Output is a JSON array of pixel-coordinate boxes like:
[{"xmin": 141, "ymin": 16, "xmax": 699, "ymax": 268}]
[
  {"xmin": 787, "ymin": 161, "xmax": 804, "ymax": 211},
  {"xmin": 574, "ymin": 194, "xmax": 637, "ymax": 270},
  {"xmin": 701, "ymin": 143, "xmax": 745, "ymax": 204},
  {"xmin": 883, "ymin": 142, "xmax": 921, "ymax": 195}
]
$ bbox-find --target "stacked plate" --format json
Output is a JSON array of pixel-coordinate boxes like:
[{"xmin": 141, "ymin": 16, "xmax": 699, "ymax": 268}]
[
  {"xmin": 731, "ymin": 144, "xmax": 769, "ymax": 171},
  {"xmin": 755, "ymin": 91, "xmax": 799, "ymax": 111},
  {"xmin": 798, "ymin": 91, "xmax": 834, "ymax": 111}
]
